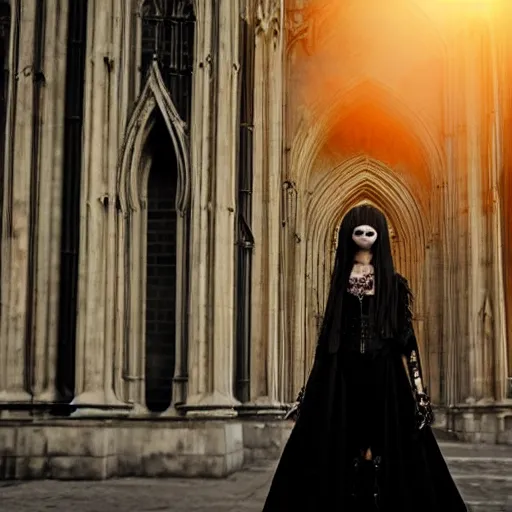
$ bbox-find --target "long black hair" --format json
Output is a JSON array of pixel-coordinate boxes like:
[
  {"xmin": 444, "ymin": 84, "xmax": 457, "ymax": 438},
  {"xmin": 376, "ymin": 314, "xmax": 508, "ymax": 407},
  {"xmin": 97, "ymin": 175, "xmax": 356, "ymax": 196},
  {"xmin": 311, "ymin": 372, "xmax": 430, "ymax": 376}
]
[{"xmin": 319, "ymin": 204, "xmax": 400, "ymax": 354}]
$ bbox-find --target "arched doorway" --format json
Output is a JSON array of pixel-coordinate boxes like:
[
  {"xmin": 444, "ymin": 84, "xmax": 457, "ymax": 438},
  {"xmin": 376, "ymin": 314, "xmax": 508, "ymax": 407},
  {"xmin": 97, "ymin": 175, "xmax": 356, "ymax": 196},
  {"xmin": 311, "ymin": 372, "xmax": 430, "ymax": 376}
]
[
  {"xmin": 291, "ymin": 157, "xmax": 433, "ymax": 400},
  {"xmin": 144, "ymin": 114, "xmax": 179, "ymax": 412}
]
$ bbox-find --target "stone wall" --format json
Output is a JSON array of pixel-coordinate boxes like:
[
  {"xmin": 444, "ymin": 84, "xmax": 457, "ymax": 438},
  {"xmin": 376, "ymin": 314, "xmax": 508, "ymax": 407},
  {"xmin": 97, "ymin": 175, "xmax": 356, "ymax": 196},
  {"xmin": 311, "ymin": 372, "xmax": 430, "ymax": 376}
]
[
  {"xmin": 0, "ymin": 418, "xmax": 293, "ymax": 480},
  {"xmin": 0, "ymin": 419, "xmax": 245, "ymax": 480},
  {"xmin": 2, "ymin": 413, "xmax": 512, "ymax": 480}
]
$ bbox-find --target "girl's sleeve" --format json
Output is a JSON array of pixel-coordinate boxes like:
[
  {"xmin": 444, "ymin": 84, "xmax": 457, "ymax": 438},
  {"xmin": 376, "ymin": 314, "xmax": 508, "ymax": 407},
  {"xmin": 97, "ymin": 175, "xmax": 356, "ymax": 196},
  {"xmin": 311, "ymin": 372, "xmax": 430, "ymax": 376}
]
[
  {"xmin": 399, "ymin": 275, "xmax": 434, "ymax": 429},
  {"xmin": 399, "ymin": 275, "xmax": 426, "ymax": 394}
]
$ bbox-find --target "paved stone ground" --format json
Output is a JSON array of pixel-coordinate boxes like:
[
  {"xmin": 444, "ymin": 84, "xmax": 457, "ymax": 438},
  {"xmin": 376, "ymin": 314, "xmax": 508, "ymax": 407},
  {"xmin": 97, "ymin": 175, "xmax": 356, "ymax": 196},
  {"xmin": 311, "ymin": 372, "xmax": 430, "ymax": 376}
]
[{"xmin": 1, "ymin": 442, "xmax": 511, "ymax": 511}]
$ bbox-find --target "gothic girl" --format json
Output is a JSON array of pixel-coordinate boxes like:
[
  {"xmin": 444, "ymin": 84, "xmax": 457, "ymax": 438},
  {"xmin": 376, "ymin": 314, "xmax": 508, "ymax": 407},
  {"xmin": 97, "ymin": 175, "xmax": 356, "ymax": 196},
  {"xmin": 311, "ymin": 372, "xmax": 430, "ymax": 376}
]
[{"xmin": 263, "ymin": 205, "xmax": 467, "ymax": 511}]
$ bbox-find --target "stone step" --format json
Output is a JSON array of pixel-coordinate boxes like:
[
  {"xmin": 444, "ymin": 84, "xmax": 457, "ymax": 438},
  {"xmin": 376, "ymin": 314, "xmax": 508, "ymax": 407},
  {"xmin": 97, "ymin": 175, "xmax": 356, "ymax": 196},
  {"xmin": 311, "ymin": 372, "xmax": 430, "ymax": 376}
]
[
  {"xmin": 442, "ymin": 441, "xmax": 512, "ymax": 509},
  {"xmin": 453, "ymin": 474, "xmax": 512, "ymax": 511},
  {"xmin": 440, "ymin": 442, "xmax": 512, "ymax": 457},
  {"xmin": 466, "ymin": 503, "xmax": 511, "ymax": 512},
  {"xmin": 446, "ymin": 456, "xmax": 512, "ymax": 475}
]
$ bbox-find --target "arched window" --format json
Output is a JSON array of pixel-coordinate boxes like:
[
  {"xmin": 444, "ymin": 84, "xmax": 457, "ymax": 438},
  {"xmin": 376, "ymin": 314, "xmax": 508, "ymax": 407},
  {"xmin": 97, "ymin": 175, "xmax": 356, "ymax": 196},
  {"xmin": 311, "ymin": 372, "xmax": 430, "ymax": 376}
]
[
  {"xmin": 140, "ymin": 0, "xmax": 195, "ymax": 126},
  {"xmin": 134, "ymin": 0, "xmax": 195, "ymax": 413},
  {"xmin": 144, "ymin": 113, "xmax": 178, "ymax": 412}
]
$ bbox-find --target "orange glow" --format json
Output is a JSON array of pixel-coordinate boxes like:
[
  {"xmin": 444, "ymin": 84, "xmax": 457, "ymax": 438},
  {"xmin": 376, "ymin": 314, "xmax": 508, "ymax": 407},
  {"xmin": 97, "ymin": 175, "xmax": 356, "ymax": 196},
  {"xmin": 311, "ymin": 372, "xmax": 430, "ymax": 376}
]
[
  {"xmin": 288, "ymin": 0, "xmax": 512, "ymax": 375},
  {"xmin": 289, "ymin": 0, "xmax": 444, "ymax": 203},
  {"xmin": 324, "ymin": 99, "xmax": 431, "ymax": 194},
  {"xmin": 431, "ymin": 0, "xmax": 499, "ymax": 5}
]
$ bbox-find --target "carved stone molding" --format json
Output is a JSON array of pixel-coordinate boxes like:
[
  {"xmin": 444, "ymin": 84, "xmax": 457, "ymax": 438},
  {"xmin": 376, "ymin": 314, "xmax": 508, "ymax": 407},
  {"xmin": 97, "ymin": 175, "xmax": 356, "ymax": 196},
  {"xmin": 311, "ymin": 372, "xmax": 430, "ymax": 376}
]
[
  {"xmin": 285, "ymin": 1, "xmax": 334, "ymax": 55},
  {"xmin": 119, "ymin": 61, "xmax": 190, "ymax": 214},
  {"xmin": 255, "ymin": 0, "xmax": 281, "ymax": 46},
  {"xmin": 285, "ymin": 4, "xmax": 314, "ymax": 54}
]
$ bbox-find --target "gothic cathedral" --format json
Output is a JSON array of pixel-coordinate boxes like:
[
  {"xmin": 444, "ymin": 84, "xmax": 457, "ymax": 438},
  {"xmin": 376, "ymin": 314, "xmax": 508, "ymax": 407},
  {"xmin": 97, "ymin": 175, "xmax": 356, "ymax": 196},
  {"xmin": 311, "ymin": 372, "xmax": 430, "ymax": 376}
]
[{"xmin": 0, "ymin": 0, "xmax": 511, "ymax": 479}]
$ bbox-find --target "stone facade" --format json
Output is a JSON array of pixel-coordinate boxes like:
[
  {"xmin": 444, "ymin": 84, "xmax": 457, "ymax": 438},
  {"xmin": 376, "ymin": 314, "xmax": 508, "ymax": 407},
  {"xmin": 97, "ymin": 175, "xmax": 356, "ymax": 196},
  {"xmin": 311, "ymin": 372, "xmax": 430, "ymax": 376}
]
[
  {"xmin": 0, "ymin": 0, "xmax": 511, "ymax": 479},
  {"xmin": 0, "ymin": 418, "xmax": 293, "ymax": 479}
]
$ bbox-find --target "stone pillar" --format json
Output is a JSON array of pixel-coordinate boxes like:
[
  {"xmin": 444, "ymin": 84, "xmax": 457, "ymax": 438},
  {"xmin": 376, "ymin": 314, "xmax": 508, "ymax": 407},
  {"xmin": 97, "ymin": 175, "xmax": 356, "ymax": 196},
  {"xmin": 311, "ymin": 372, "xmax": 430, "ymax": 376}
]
[
  {"xmin": 31, "ymin": 0, "xmax": 69, "ymax": 402},
  {"xmin": 280, "ymin": 178, "xmax": 300, "ymax": 401},
  {"xmin": 440, "ymin": 23, "xmax": 467, "ymax": 407},
  {"xmin": 0, "ymin": 2, "xmax": 36, "ymax": 403},
  {"xmin": 464, "ymin": 21, "xmax": 489, "ymax": 404},
  {"xmin": 495, "ymin": 4, "xmax": 512, "ymax": 394},
  {"xmin": 457, "ymin": 18, "xmax": 508, "ymax": 405},
  {"xmin": 184, "ymin": 0, "xmax": 241, "ymax": 415},
  {"xmin": 487, "ymin": 24, "xmax": 508, "ymax": 403},
  {"xmin": 103, "ymin": 0, "xmax": 133, "ymax": 408},
  {"xmin": 250, "ymin": 0, "xmax": 284, "ymax": 409},
  {"xmin": 462, "ymin": 19, "xmax": 509, "ymax": 405},
  {"xmin": 72, "ymin": 0, "xmax": 127, "ymax": 411}
]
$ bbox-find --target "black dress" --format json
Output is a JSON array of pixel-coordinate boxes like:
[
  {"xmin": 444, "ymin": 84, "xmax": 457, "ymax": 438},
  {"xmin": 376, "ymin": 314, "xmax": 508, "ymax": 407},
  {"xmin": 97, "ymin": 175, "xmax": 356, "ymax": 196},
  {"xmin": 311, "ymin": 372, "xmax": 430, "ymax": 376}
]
[{"xmin": 263, "ymin": 274, "xmax": 467, "ymax": 511}]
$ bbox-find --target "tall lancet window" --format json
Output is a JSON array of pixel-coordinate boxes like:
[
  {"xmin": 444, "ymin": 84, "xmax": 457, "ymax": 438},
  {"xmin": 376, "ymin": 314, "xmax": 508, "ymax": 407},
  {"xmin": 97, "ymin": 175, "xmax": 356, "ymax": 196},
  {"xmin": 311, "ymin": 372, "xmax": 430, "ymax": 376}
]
[
  {"xmin": 145, "ymin": 116, "xmax": 178, "ymax": 413},
  {"xmin": 137, "ymin": 0, "xmax": 195, "ymax": 412},
  {"xmin": 0, "ymin": 0, "xmax": 10, "ymax": 251},
  {"xmin": 140, "ymin": 0, "xmax": 195, "ymax": 125}
]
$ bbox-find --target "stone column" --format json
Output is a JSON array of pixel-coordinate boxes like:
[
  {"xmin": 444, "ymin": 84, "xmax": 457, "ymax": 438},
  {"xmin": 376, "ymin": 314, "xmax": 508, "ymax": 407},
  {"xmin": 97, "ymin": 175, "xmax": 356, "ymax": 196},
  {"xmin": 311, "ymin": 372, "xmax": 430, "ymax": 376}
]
[
  {"xmin": 487, "ymin": 25, "xmax": 508, "ymax": 403},
  {"xmin": 279, "ymin": 178, "xmax": 299, "ymax": 401},
  {"xmin": 0, "ymin": 2, "xmax": 36, "ymax": 403},
  {"xmin": 441, "ymin": 23, "xmax": 467, "ymax": 408},
  {"xmin": 72, "ymin": 0, "xmax": 127, "ymax": 411},
  {"xmin": 31, "ymin": 0, "xmax": 69, "ymax": 402},
  {"xmin": 249, "ymin": 0, "xmax": 284, "ymax": 409},
  {"xmin": 184, "ymin": 0, "xmax": 241, "ymax": 415},
  {"xmin": 464, "ymin": 21, "xmax": 488, "ymax": 404},
  {"xmin": 460, "ymin": 18, "xmax": 508, "ymax": 405},
  {"xmin": 495, "ymin": 4, "xmax": 512, "ymax": 395},
  {"xmin": 103, "ymin": 0, "xmax": 132, "ymax": 407}
]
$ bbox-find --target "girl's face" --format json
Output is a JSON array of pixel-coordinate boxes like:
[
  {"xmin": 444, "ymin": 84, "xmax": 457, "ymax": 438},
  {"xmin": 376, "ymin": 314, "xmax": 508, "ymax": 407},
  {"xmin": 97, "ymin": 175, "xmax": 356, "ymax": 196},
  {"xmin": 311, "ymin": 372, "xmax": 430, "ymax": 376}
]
[{"xmin": 352, "ymin": 224, "xmax": 378, "ymax": 250}]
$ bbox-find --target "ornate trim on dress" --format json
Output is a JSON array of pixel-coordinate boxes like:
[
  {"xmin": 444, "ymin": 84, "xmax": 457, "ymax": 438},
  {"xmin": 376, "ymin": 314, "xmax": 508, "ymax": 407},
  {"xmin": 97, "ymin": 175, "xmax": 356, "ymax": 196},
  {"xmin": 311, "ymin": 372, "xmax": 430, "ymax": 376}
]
[{"xmin": 348, "ymin": 273, "xmax": 375, "ymax": 299}]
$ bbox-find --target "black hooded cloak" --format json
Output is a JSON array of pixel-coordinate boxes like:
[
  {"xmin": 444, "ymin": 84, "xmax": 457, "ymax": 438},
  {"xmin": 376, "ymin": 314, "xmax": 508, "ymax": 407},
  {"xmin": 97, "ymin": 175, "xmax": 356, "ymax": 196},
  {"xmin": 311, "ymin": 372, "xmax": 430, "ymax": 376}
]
[{"xmin": 263, "ymin": 205, "xmax": 467, "ymax": 511}]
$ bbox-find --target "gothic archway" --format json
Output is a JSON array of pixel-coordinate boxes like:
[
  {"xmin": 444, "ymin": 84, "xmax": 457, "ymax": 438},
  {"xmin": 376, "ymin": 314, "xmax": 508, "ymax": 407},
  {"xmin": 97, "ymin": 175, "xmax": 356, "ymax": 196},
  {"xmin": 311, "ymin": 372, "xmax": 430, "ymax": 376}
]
[
  {"xmin": 290, "ymin": 78, "xmax": 444, "ymax": 195},
  {"xmin": 114, "ymin": 62, "xmax": 191, "ymax": 412},
  {"xmin": 282, "ymin": 79, "xmax": 446, "ymax": 401},
  {"xmin": 303, "ymin": 156, "xmax": 428, "ymax": 366},
  {"xmin": 287, "ymin": 156, "xmax": 442, "ymax": 403}
]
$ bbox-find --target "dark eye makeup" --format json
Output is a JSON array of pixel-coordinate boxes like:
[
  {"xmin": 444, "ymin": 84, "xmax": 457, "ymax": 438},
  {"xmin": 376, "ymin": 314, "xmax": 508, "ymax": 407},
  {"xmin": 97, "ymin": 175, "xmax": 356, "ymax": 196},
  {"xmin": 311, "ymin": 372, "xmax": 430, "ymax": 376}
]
[{"xmin": 354, "ymin": 230, "xmax": 376, "ymax": 237}]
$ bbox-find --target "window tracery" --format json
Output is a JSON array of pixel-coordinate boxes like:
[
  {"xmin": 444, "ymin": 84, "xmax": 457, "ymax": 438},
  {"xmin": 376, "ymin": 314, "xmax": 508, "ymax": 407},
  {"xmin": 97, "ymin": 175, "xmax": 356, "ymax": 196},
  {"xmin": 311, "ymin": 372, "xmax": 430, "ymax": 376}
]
[{"xmin": 140, "ymin": 0, "xmax": 195, "ymax": 126}]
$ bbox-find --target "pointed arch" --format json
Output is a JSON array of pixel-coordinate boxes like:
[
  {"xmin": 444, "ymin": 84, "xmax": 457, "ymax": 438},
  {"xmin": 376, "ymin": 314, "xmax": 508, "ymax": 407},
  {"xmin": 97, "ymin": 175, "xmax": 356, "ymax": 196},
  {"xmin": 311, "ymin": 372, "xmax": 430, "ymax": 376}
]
[
  {"xmin": 324, "ymin": 78, "xmax": 443, "ymax": 177},
  {"xmin": 290, "ymin": 156, "xmax": 432, "ymax": 390},
  {"xmin": 114, "ymin": 61, "xmax": 191, "ymax": 412},
  {"xmin": 118, "ymin": 60, "xmax": 190, "ymax": 214},
  {"xmin": 307, "ymin": 155, "xmax": 428, "ymax": 256},
  {"xmin": 290, "ymin": 78, "xmax": 444, "ymax": 192},
  {"xmin": 304, "ymin": 156, "xmax": 428, "ymax": 335}
]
